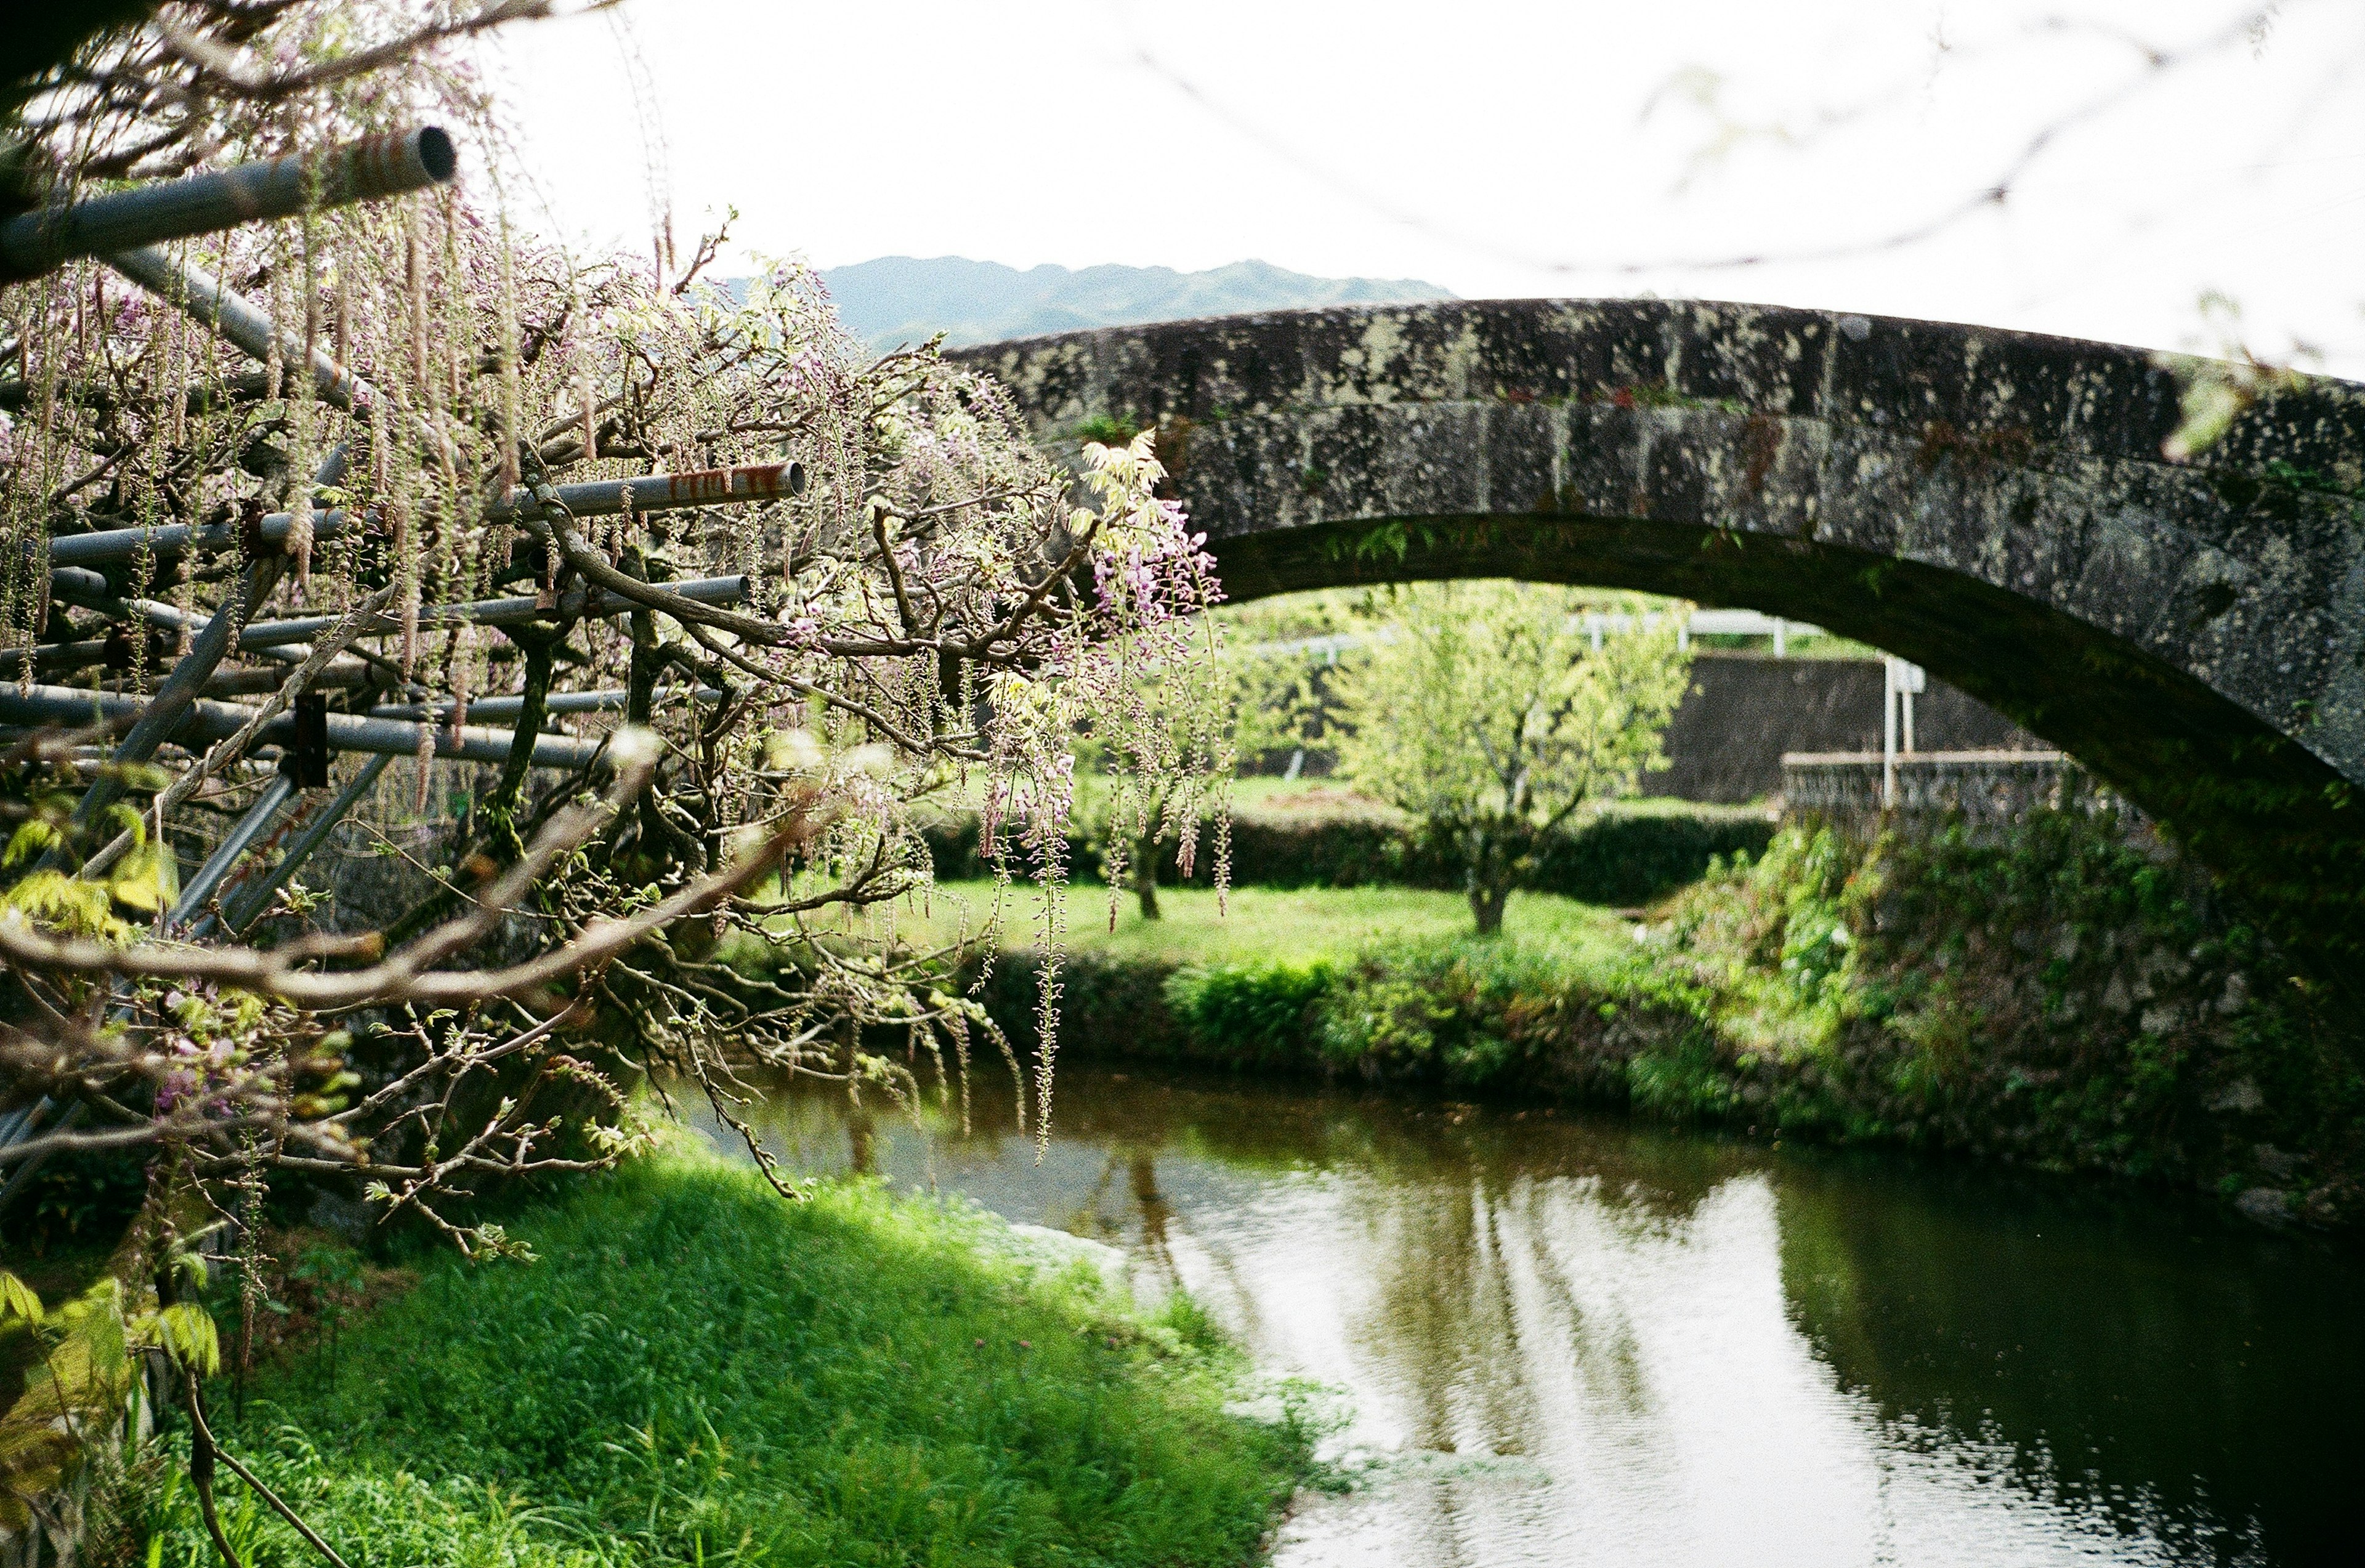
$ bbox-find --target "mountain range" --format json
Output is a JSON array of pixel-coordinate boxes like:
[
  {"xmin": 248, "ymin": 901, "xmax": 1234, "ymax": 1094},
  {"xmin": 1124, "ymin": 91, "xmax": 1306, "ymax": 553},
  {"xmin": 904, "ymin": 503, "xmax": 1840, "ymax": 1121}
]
[{"xmin": 814, "ymin": 255, "xmax": 1453, "ymax": 352}]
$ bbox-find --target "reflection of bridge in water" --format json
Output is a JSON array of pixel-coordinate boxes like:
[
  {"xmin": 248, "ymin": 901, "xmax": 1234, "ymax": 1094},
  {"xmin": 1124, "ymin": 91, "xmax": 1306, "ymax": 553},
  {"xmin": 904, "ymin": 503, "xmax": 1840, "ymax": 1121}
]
[{"xmin": 957, "ymin": 301, "xmax": 2365, "ymax": 951}]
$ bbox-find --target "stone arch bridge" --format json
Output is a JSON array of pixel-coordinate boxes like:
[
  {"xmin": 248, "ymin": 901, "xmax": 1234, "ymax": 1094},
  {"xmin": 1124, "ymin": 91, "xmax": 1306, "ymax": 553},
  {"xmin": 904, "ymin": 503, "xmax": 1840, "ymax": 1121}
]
[{"xmin": 953, "ymin": 300, "xmax": 2365, "ymax": 951}]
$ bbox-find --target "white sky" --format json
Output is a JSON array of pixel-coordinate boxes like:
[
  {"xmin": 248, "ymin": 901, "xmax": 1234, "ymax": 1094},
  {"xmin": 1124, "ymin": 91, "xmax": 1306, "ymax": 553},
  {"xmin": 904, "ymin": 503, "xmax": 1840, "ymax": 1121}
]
[{"xmin": 483, "ymin": 0, "xmax": 2365, "ymax": 376}]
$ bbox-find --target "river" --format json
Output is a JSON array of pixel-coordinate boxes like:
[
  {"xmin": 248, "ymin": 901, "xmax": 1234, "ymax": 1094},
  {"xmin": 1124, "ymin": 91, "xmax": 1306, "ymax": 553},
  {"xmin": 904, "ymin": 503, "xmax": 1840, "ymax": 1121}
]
[{"xmin": 689, "ymin": 1060, "xmax": 2364, "ymax": 1568}]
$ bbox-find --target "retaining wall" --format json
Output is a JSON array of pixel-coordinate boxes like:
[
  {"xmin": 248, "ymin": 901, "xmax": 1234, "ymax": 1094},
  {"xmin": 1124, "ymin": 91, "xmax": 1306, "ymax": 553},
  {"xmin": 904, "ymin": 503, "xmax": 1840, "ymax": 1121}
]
[{"xmin": 1781, "ymin": 749, "xmax": 2108, "ymax": 824}]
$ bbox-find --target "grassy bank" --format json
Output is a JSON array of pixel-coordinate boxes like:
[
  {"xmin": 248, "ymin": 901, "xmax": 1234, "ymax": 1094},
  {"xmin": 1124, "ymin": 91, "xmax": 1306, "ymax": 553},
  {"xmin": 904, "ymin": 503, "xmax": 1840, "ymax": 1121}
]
[
  {"xmin": 142, "ymin": 1152, "xmax": 1319, "ymax": 1568},
  {"xmin": 938, "ymin": 812, "xmax": 2365, "ymax": 1232}
]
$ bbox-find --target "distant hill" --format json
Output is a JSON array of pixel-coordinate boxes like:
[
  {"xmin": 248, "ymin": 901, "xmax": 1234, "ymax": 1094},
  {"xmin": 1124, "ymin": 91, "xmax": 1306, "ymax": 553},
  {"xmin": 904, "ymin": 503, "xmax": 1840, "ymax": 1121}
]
[{"xmin": 813, "ymin": 256, "xmax": 1453, "ymax": 352}]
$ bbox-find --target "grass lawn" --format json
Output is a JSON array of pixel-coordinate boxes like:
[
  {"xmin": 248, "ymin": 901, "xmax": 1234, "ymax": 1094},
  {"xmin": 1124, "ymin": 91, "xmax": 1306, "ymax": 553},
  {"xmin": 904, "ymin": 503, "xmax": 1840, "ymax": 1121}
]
[
  {"xmin": 144, "ymin": 1154, "xmax": 1317, "ymax": 1568},
  {"xmin": 846, "ymin": 879, "xmax": 1635, "ymax": 975},
  {"xmin": 1218, "ymin": 776, "xmax": 1396, "ymax": 814}
]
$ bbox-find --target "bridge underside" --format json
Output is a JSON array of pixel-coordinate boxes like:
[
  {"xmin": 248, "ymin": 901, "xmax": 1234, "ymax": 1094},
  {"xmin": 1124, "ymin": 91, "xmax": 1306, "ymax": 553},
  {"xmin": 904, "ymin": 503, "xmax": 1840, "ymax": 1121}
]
[
  {"xmin": 956, "ymin": 299, "xmax": 2365, "ymax": 961},
  {"xmin": 1221, "ymin": 513, "xmax": 2351, "ymax": 922}
]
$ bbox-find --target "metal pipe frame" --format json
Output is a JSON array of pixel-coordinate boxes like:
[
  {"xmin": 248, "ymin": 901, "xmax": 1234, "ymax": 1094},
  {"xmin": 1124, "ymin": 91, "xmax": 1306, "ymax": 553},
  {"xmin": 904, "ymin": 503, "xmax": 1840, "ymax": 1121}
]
[
  {"xmin": 172, "ymin": 771, "xmax": 301, "ymax": 929},
  {"xmin": 483, "ymin": 461, "xmax": 805, "ymax": 522},
  {"xmin": 233, "ymin": 573, "xmax": 750, "ymax": 650},
  {"xmin": 214, "ymin": 754, "xmax": 394, "ymax": 934},
  {"xmin": 205, "ymin": 661, "xmax": 373, "ymax": 697},
  {"xmin": 105, "ymin": 245, "xmax": 370, "ymax": 410},
  {"xmin": 48, "ymin": 567, "xmax": 207, "ymax": 634},
  {"xmin": 0, "ymin": 638, "xmax": 121, "ymax": 677},
  {"xmin": 368, "ymin": 687, "xmax": 724, "ymax": 723},
  {"xmin": 1, "ymin": 128, "xmax": 456, "ymax": 283},
  {"xmin": 4, "ymin": 136, "xmax": 455, "ymax": 1200},
  {"xmin": 46, "ymin": 504, "xmax": 352, "ymax": 568},
  {"xmin": 0, "ymin": 682, "xmax": 610, "ymax": 772},
  {"xmin": 48, "ymin": 568, "xmax": 310, "ymax": 673},
  {"xmin": 20, "ymin": 568, "xmax": 745, "ymax": 666},
  {"xmin": 42, "ymin": 459, "xmax": 801, "ymax": 570},
  {"xmin": 59, "ymin": 555, "xmax": 286, "ymax": 844}
]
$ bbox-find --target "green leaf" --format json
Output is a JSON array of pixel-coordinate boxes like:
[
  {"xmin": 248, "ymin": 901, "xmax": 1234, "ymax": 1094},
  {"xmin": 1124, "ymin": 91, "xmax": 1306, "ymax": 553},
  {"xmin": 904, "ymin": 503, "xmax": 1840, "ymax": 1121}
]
[
  {"xmin": 5, "ymin": 870, "xmax": 132, "ymax": 941},
  {"xmin": 0, "ymin": 1271, "xmax": 44, "ymax": 1325},
  {"xmin": 153, "ymin": 1303, "xmax": 221, "ymax": 1376},
  {"xmin": 103, "ymin": 801, "xmax": 147, "ymax": 846},
  {"xmin": 172, "ymin": 1250, "xmax": 211, "ymax": 1292},
  {"xmin": 2, "ymin": 818, "xmax": 58, "ymax": 868},
  {"xmin": 108, "ymin": 838, "xmax": 178, "ymax": 916}
]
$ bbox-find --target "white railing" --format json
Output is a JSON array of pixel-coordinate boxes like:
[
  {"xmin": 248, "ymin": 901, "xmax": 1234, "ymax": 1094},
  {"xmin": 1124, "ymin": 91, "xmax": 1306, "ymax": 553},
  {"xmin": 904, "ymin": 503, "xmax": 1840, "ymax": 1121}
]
[{"xmin": 1242, "ymin": 608, "xmax": 1832, "ymax": 663}]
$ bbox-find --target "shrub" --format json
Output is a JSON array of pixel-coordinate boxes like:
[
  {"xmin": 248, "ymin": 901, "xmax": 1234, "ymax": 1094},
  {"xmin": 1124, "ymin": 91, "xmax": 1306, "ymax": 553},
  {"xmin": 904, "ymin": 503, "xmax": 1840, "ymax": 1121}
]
[
  {"xmin": 923, "ymin": 801, "xmax": 1773, "ymax": 905},
  {"xmin": 1165, "ymin": 960, "xmax": 1335, "ymax": 1065}
]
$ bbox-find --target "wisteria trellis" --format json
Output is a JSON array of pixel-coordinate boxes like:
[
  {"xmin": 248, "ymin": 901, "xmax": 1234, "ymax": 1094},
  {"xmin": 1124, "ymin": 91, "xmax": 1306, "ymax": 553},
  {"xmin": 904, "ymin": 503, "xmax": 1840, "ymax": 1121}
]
[{"xmin": 0, "ymin": 1, "xmax": 1231, "ymax": 1256}]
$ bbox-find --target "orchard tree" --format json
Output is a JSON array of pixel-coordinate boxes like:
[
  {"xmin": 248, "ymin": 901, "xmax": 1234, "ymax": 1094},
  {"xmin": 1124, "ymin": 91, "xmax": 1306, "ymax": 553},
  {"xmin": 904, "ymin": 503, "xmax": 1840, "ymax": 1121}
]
[{"xmin": 1331, "ymin": 581, "xmax": 1691, "ymax": 934}]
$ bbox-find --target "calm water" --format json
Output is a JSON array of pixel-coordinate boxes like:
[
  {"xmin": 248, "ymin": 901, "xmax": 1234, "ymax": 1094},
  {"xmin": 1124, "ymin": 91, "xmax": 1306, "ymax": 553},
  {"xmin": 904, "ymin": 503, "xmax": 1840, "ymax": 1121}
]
[{"xmin": 689, "ymin": 1062, "xmax": 2364, "ymax": 1568}]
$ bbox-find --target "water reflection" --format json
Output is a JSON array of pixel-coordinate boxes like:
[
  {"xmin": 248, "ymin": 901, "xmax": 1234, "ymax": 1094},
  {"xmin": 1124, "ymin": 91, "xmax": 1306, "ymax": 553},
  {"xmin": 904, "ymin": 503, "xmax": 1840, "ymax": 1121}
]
[{"xmin": 683, "ymin": 1063, "xmax": 2364, "ymax": 1568}]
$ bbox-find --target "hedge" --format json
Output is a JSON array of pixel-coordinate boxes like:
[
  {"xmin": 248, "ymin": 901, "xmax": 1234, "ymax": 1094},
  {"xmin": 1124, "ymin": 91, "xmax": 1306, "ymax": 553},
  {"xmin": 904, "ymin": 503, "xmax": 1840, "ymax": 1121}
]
[{"xmin": 923, "ymin": 798, "xmax": 1774, "ymax": 907}]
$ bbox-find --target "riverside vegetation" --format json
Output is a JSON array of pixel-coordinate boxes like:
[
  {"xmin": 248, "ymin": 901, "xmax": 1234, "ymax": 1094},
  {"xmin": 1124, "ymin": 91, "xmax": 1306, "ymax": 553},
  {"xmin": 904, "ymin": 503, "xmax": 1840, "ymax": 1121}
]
[
  {"xmin": 131, "ymin": 1149, "xmax": 1322, "ymax": 1568},
  {"xmin": 936, "ymin": 798, "xmax": 2363, "ymax": 1233}
]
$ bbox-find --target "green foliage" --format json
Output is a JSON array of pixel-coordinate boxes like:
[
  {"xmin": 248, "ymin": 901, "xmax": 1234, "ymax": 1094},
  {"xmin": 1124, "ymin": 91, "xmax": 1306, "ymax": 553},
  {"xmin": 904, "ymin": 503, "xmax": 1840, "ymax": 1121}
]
[
  {"xmin": 1070, "ymin": 411, "xmax": 1146, "ymax": 446},
  {"xmin": 142, "ymin": 1155, "xmax": 1317, "ymax": 1568},
  {"xmin": 1327, "ymin": 581, "xmax": 1692, "ymax": 930},
  {"xmin": 1, "ymin": 1259, "xmax": 226, "ymax": 1528},
  {"xmin": 928, "ymin": 786, "xmax": 1769, "ymax": 907},
  {"xmin": 2, "ymin": 868, "xmax": 137, "ymax": 944},
  {"xmin": 1625, "ymin": 1035, "xmax": 1742, "ymax": 1121},
  {"xmin": 1317, "ymin": 967, "xmax": 1458, "ymax": 1073},
  {"xmin": 944, "ymin": 881, "xmax": 1620, "ymax": 975},
  {"xmin": 1165, "ymin": 960, "xmax": 1335, "ymax": 1063},
  {"xmin": 1074, "ymin": 629, "xmax": 1271, "ymax": 918},
  {"xmin": 1631, "ymin": 812, "xmax": 2365, "ymax": 1208}
]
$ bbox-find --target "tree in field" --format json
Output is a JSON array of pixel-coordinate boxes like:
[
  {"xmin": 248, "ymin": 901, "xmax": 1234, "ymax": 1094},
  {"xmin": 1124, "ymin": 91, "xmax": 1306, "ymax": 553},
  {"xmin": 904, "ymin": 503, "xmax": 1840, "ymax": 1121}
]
[{"xmin": 1330, "ymin": 582, "xmax": 1691, "ymax": 934}]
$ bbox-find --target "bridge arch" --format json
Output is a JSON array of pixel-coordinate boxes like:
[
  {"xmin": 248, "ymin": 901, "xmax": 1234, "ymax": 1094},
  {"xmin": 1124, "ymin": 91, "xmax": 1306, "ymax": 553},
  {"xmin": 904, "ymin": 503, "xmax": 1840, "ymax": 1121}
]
[{"xmin": 955, "ymin": 300, "xmax": 2365, "ymax": 951}]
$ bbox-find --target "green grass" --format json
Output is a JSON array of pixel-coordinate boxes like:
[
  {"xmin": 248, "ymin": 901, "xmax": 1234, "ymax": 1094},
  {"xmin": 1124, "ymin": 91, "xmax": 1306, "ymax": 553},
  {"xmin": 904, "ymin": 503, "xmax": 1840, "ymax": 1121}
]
[
  {"xmin": 895, "ymin": 879, "xmax": 1631, "ymax": 970},
  {"xmin": 144, "ymin": 1154, "xmax": 1318, "ymax": 1568},
  {"xmin": 1218, "ymin": 777, "xmax": 1395, "ymax": 814}
]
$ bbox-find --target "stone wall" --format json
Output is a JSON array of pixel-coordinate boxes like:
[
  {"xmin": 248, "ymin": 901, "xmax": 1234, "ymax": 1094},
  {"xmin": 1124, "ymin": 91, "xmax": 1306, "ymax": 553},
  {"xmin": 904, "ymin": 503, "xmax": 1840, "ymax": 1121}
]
[{"xmin": 1781, "ymin": 749, "xmax": 2093, "ymax": 822}]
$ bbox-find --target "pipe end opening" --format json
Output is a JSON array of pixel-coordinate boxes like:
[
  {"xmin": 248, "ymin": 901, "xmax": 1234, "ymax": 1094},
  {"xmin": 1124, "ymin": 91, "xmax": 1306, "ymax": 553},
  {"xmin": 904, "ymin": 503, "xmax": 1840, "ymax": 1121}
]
[{"xmin": 414, "ymin": 127, "xmax": 458, "ymax": 185}]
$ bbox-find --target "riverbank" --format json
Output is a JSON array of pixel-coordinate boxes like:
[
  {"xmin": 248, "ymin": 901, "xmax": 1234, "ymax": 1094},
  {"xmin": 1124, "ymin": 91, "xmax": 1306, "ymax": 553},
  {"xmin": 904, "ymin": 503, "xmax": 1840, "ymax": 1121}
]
[
  {"xmin": 939, "ymin": 807, "xmax": 2365, "ymax": 1232},
  {"xmin": 139, "ymin": 1150, "xmax": 1320, "ymax": 1568},
  {"xmin": 705, "ymin": 1058, "xmax": 2365, "ymax": 1568}
]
